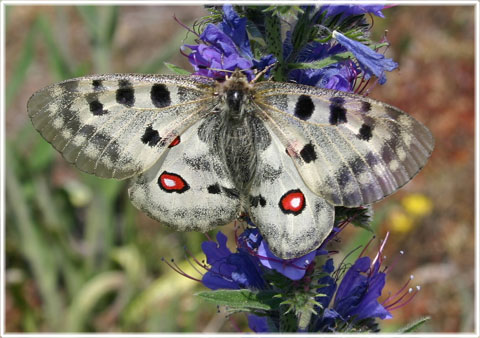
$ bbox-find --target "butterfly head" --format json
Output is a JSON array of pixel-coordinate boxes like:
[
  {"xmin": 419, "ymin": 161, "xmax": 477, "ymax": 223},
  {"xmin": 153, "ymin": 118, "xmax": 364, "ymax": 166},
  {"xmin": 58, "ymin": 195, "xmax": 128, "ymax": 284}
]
[{"xmin": 219, "ymin": 70, "xmax": 253, "ymax": 123}]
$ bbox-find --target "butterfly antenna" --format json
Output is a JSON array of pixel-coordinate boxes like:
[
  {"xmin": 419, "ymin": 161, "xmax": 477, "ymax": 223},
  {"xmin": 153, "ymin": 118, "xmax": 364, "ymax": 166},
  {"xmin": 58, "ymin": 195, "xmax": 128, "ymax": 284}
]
[{"xmin": 251, "ymin": 62, "xmax": 277, "ymax": 83}]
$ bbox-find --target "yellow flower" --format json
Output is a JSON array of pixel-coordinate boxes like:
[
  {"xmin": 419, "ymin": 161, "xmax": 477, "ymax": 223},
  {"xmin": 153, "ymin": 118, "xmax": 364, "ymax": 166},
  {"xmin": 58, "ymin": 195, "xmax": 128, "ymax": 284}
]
[
  {"xmin": 389, "ymin": 210, "xmax": 414, "ymax": 233},
  {"xmin": 402, "ymin": 194, "xmax": 434, "ymax": 217}
]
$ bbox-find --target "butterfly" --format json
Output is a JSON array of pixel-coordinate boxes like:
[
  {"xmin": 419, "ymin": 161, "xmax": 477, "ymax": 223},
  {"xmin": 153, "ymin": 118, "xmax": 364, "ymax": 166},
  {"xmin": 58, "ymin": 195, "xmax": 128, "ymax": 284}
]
[{"xmin": 27, "ymin": 70, "xmax": 434, "ymax": 259}]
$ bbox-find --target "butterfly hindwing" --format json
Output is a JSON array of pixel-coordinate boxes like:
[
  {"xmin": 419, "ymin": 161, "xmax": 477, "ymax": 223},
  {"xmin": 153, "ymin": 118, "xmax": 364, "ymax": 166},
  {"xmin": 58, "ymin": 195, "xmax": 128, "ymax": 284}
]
[
  {"xmin": 254, "ymin": 81, "xmax": 434, "ymax": 207},
  {"xmin": 249, "ymin": 127, "xmax": 335, "ymax": 259},
  {"xmin": 27, "ymin": 74, "xmax": 216, "ymax": 179},
  {"xmin": 128, "ymin": 119, "xmax": 241, "ymax": 232}
]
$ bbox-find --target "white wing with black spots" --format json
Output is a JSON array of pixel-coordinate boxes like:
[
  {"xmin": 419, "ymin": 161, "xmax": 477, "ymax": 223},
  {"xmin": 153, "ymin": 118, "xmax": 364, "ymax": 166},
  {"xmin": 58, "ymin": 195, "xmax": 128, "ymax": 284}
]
[
  {"xmin": 249, "ymin": 127, "xmax": 334, "ymax": 259},
  {"xmin": 254, "ymin": 81, "xmax": 434, "ymax": 207},
  {"xmin": 128, "ymin": 119, "xmax": 241, "ymax": 232},
  {"xmin": 28, "ymin": 74, "xmax": 217, "ymax": 179}
]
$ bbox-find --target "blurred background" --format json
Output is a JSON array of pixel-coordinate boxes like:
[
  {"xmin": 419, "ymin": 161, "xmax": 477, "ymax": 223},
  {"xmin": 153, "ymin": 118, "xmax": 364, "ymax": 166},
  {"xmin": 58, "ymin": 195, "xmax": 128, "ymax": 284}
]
[{"xmin": 4, "ymin": 5, "xmax": 475, "ymax": 333}]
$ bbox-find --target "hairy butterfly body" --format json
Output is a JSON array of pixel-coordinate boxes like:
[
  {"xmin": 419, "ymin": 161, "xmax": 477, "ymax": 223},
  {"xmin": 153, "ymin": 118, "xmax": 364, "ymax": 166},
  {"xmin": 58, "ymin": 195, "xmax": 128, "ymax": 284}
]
[{"xmin": 28, "ymin": 71, "xmax": 434, "ymax": 258}]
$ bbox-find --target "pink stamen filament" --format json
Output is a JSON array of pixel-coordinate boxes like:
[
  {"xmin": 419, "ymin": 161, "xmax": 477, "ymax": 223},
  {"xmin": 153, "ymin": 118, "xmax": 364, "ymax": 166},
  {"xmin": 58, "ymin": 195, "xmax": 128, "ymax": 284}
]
[
  {"xmin": 162, "ymin": 258, "xmax": 202, "ymax": 282},
  {"xmin": 386, "ymin": 289, "xmax": 419, "ymax": 311},
  {"xmin": 173, "ymin": 14, "xmax": 199, "ymax": 37},
  {"xmin": 371, "ymin": 232, "xmax": 389, "ymax": 270},
  {"xmin": 381, "ymin": 276, "xmax": 413, "ymax": 305},
  {"xmin": 184, "ymin": 247, "xmax": 209, "ymax": 273}
]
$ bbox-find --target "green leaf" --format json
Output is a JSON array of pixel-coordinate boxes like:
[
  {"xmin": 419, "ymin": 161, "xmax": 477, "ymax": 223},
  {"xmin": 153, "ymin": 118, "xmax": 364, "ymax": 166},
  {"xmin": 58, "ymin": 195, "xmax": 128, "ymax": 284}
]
[
  {"xmin": 196, "ymin": 289, "xmax": 281, "ymax": 311},
  {"xmin": 287, "ymin": 52, "xmax": 353, "ymax": 70},
  {"xmin": 398, "ymin": 316, "xmax": 431, "ymax": 333},
  {"xmin": 335, "ymin": 206, "xmax": 374, "ymax": 232},
  {"xmin": 264, "ymin": 14, "xmax": 283, "ymax": 62},
  {"xmin": 164, "ymin": 62, "xmax": 191, "ymax": 75}
]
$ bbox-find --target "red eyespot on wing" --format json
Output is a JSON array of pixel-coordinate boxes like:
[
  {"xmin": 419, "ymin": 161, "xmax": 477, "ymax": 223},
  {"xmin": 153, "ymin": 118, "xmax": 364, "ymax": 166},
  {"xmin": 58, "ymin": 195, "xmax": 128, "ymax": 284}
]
[
  {"xmin": 279, "ymin": 189, "xmax": 305, "ymax": 215},
  {"xmin": 158, "ymin": 171, "xmax": 190, "ymax": 193},
  {"xmin": 168, "ymin": 136, "xmax": 181, "ymax": 148}
]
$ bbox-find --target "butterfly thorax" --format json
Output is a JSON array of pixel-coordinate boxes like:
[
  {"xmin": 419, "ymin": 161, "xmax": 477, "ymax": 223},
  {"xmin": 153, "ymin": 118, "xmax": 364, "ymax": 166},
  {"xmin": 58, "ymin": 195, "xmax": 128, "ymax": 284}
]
[{"xmin": 216, "ymin": 72, "xmax": 258, "ymax": 196}]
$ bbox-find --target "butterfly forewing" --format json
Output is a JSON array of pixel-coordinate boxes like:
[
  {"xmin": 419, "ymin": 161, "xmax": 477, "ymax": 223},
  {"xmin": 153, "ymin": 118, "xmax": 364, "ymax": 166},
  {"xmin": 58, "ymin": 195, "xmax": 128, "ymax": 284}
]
[
  {"xmin": 253, "ymin": 81, "xmax": 434, "ymax": 207},
  {"xmin": 27, "ymin": 74, "xmax": 217, "ymax": 179}
]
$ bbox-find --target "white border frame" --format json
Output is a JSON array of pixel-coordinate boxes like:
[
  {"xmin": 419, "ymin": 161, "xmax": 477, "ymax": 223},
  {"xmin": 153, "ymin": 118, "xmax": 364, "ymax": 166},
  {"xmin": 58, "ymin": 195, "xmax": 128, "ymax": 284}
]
[{"xmin": 1, "ymin": 0, "xmax": 478, "ymax": 337}]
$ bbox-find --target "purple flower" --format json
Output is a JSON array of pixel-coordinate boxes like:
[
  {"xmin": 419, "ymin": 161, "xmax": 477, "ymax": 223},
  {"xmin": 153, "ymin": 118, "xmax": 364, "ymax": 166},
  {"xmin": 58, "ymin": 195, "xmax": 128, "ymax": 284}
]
[
  {"xmin": 332, "ymin": 256, "xmax": 392, "ymax": 321},
  {"xmin": 185, "ymin": 24, "xmax": 254, "ymax": 80},
  {"xmin": 332, "ymin": 30, "xmax": 398, "ymax": 84},
  {"xmin": 284, "ymin": 34, "xmax": 359, "ymax": 91},
  {"xmin": 320, "ymin": 5, "xmax": 386, "ymax": 19},
  {"xmin": 201, "ymin": 232, "xmax": 265, "ymax": 290},
  {"xmin": 185, "ymin": 5, "xmax": 275, "ymax": 80},
  {"xmin": 248, "ymin": 314, "xmax": 269, "ymax": 332},
  {"xmin": 289, "ymin": 62, "xmax": 358, "ymax": 92},
  {"xmin": 219, "ymin": 4, "xmax": 253, "ymax": 59},
  {"xmin": 257, "ymin": 239, "xmax": 317, "ymax": 281}
]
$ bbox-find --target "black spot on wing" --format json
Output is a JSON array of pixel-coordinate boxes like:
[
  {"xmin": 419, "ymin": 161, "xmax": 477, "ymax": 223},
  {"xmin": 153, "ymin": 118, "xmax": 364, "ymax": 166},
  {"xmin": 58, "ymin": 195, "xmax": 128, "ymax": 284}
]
[
  {"xmin": 89, "ymin": 99, "xmax": 108, "ymax": 116},
  {"xmin": 329, "ymin": 96, "xmax": 347, "ymax": 125},
  {"xmin": 90, "ymin": 131, "xmax": 110, "ymax": 149},
  {"xmin": 358, "ymin": 123, "xmax": 373, "ymax": 141},
  {"xmin": 116, "ymin": 80, "xmax": 135, "ymax": 107},
  {"xmin": 365, "ymin": 151, "xmax": 380, "ymax": 166},
  {"xmin": 141, "ymin": 126, "xmax": 161, "ymax": 147},
  {"xmin": 361, "ymin": 101, "xmax": 371, "ymax": 113},
  {"xmin": 348, "ymin": 157, "xmax": 367, "ymax": 173},
  {"xmin": 251, "ymin": 194, "xmax": 267, "ymax": 208},
  {"xmin": 104, "ymin": 142, "xmax": 121, "ymax": 162},
  {"xmin": 385, "ymin": 105, "xmax": 402, "ymax": 119},
  {"xmin": 300, "ymin": 142, "xmax": 317, "ymax": 163},
  {"xmin": 151, "ymin": 83, "xmax": 171, "ymax": 108},
  {"xmin": 92, "ymin": 80, "xmax": 103, "ymax": 91},
  {"xmin": 294, "ymin": 95, "xmax": 315, "ymax": 120},
  {"xmin": 61, "ymin": 105, "xmax": 81, "ymax": 131},
  {"xmin": 380, "ymin": 145, "xmax": 396, "ymax": 164},
  {"xmin": 78, "ymin": 124, "xmax": 95, "ymax": 137},
  {"xmin": 337, "ymin": 166, "xmax": 352, "ymax": 186},
  {"xmin": 207, "ymin": 183, "xmax": 221, "ymax": 194}
]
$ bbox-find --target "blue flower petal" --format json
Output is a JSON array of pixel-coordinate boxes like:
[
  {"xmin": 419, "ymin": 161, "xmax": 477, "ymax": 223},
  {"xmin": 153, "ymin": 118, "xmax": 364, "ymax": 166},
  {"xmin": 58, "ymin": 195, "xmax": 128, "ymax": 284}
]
[
  {"xmin": 219, "ymin": 4, "xmax": 253, "ymax": 59},
  {"xmin": 248, "ymin": 314, "xmax": 270, "ymax": 332},
  {"xmin": 332, "ymin": 30, "xmax": 398, "ymax": 84},
  {"xmin": 257, "ymin": 240, "xmax": 316, "ymax": 280},
  {"xmin": 289, "ymin": 61, "xmax": 357, "ymax": 92},
  {"xmin": 317, "ymin": 259, "xmax": 337, "ymax": 309},
  {"xmin": 332, "ymin": 255, "xmax": 392, "ymax": 321},
  {"xmin": 201, "ymin": 231, "xmax": 266, "ymax": 290},
  {"xmin": 320, "ymin": 5, "xmax": 386, "ymax": 19}
]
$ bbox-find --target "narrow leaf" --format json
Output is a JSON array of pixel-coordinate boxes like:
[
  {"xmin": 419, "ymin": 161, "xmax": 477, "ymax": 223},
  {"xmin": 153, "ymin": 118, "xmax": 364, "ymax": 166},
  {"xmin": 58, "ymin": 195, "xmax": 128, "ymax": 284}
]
[
  {"xmin": 164, "ymin": 62, "xmax": 191, "ymax": 75},
  {"xmin": 287, "ymin": 52, "xmax": 353, "ymax": 70},
  {"xmin": 398, "ymin": 316, "xmax": 431, "ymax": 333},
  {"xmin": 196, "ymin": 289, "xmax": 281, "ymax": 311}
]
